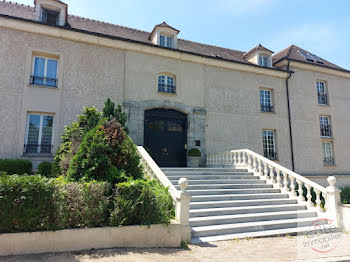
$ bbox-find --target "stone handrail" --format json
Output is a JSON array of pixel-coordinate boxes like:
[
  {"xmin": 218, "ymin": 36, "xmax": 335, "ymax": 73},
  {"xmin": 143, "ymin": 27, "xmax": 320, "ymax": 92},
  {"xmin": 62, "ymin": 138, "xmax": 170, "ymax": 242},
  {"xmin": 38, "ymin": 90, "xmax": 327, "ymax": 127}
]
[
  {"xmin": 137, "ymin": 146, "xmax": 191, "ymax": 227},
  {"xmin": 207, "ymin": 149, "xmax": 342, "ymax": 226}
]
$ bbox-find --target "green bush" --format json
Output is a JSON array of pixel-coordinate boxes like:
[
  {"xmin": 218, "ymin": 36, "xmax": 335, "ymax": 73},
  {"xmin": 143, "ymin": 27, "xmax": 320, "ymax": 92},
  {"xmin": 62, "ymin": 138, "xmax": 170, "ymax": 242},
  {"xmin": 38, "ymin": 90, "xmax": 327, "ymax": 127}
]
[
  {"xmin": 103, "ymin": 98, "xmax": 129, "ymax": 134},
  {"xmin": 188, "ymin": 148, "xmax": 201, "ymax": 157},
  {"xmin": 37, "ymin": 161, "xmax": 54, "ymax": 177},
  {"xmin": 0, "ymin": 175, "xmax": 63, "ymax": 233},
  {"xmin": 341, "ymin": 186, "xmax": 350, "ymax": 204},
  {"xmin": 66, "ymin": 118, "xmax": 142, "ymax": 184},
  {"xmin": 62, "ymin": 181, "xmax": 111, "ymax": 228},
  {"xmin": 109, "ymin": 179, "xmax": 174, "ymax": 226},
  {"xmin": 0, "ymin": 158, "xmax": 32, "ymax": 175}
]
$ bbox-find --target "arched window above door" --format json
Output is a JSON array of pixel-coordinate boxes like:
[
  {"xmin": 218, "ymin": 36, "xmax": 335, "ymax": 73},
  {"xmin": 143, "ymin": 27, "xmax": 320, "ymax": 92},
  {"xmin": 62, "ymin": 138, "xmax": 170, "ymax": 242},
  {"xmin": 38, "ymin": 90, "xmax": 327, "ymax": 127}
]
[{"xmin": 158, "ymin": 73, "xmax": 176, "ymax": 94}]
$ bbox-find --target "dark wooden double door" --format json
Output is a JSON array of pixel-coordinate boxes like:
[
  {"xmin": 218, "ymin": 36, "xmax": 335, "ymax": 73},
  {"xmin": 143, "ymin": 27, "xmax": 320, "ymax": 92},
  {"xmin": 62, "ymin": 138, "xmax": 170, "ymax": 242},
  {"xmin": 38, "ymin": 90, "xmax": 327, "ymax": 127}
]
[{"xmin": 144, "ymin": 108, "xmax": 187, "ymax": 167}]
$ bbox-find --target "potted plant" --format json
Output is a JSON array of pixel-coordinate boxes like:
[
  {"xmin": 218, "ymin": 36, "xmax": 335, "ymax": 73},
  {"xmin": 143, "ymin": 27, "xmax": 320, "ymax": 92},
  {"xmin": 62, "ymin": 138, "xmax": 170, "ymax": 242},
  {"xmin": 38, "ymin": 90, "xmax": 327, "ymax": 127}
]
[{"xmin": 188, "ymin": 148, "xmax": 201, "ymax": 167}]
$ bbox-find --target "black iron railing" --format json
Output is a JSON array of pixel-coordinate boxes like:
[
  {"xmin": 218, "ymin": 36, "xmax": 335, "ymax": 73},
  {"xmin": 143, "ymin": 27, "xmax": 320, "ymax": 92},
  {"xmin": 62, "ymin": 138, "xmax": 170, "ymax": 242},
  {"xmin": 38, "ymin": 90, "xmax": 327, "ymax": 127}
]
[
  {"xmin": 318, "ymin": 93, "xmax": 328, "ymax": 105},
  {"xmin": 30, "ymin": 76, "xmax": 58, "ymax": 88},
  {"xmin": 320, "ymin": 125, "xmax": 332, "ymax": 137},
  {"xmin": 158, "ymin": 84, "xmax": 176, "ymax": 94},
  {"xmin": 260, "ymin": 105, "xmax": 274, "ymax": 112},
  {"xmin": 264, "ymin": 151, "xmax": 278, "ymax": 160},
  {"xmin": 323, "ymin": 157, "xmax": 335, "ymax": 165},
  {"xmin": 24, "ymin": 144, "xmax": 52, "ymax": 154}
]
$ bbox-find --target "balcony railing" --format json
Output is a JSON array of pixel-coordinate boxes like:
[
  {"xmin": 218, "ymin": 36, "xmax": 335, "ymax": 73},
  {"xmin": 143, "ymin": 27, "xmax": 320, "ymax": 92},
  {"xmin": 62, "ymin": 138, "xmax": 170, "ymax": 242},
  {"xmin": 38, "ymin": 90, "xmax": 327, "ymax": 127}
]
[
  {"xmin": 323, "ymin": 157, "xmax": 335, "ymax": 166},
  {"xmin": 320, "ymin": 125, "xmax": 332, "ymax": 137},
  {"xmin": 317, "ymin": 93, "xmax": 328, "ymax": 105},
  {"xmin": 24, "ymin": 144, "xmax": 52, "ymax": 154},
  {"xmin": 264, "ymin": 151, "xmax": 278, "ymax": 160},
  {"xmin": 158, "ymin": 84, "xmax": 176, "ymax": 94},
  {"xmin": 260, "ymin": 104, "xmax": 274, "ymax": 112},
  {"xmin": 30, "ymin": 76, "xmax": 58, "ymax": 88}
]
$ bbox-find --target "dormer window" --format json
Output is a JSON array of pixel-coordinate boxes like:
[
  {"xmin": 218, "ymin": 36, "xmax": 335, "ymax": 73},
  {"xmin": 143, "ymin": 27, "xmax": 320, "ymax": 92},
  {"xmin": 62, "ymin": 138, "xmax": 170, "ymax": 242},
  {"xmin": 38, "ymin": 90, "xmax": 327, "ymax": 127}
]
[
  {"xmin": 149, "ymin": 22, "xmax": 179, "ymax": 49},
  {"xmin": 40, "ymin": 8, "xmax": 59, "ymax": 25},
  {"xmin": 160, "ymin": 35, "xmax": 173, "ymax": 48},
  {"xmin": 259, "ymin": 55, "xmax": 268, "ymax": 67}
]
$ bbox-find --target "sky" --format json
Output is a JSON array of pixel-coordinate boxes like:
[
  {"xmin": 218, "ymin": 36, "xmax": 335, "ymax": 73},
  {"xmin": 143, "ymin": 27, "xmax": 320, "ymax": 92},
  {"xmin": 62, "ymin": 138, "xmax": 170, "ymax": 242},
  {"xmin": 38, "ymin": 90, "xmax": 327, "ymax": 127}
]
[{"xmin": 11, "ymin": 0, "xmax": 350, "ymax": 69}]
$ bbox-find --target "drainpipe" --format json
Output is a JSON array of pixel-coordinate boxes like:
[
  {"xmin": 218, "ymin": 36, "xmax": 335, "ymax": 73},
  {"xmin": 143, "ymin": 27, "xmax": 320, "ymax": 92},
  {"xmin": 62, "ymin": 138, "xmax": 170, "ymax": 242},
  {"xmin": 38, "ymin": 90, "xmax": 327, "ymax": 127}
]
[{"xmin": 286, "ymin": 60, "xmax": 295, "ymax": 171}]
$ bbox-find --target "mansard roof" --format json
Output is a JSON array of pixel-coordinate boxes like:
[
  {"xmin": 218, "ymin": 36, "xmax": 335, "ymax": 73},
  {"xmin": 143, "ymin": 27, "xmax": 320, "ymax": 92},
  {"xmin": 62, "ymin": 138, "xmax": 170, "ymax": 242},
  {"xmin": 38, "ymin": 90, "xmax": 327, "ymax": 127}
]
[{"xmin": 273, "ymin": 45, "xmax": 349, "ymax": 72}]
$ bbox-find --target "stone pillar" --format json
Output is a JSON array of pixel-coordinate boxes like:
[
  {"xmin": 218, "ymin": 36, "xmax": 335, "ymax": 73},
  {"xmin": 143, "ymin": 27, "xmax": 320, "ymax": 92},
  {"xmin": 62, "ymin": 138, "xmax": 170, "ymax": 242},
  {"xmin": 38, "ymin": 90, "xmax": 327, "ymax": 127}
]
[
  {"xmin": 326, "ymin": 176, "xmax": 342, "ymax": 227},
  {"xmin": 176, "ymin": 178, "xmax": 192, "ymax": 242}
]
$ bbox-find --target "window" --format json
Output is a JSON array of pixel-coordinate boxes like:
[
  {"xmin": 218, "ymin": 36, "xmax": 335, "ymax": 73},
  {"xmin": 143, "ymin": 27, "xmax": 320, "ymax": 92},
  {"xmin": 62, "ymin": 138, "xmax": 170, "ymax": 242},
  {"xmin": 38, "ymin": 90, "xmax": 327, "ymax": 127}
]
[
  {"xmin": 24, "ymin": 114, "xmax": 54, "ymax": 154},
  {"xmin": 160, "ymin": 35, "xmax": 173, "ymax": 48},
  {"xmin": 158, "ymin": 75, "xmax": 176, "ymax": 93},
  {"xmin": 317, "ymin": 80, "xmax": 328, "ymax": 105},
  {"xmin": 40, "ymin": 8, "xmax": 60, "ymax": 26},
  {"xmin": 322, "ymin": 141, "xmax": 335, "ymax": 165},
  {"xmin": 31, "ymin": 56, "xmax": 58, "ymax": 87},
  {"xmin": 259, "ymin": 55, "xmax": 268, "ymax": 67},
  {"xmin": 320, "ymin": 116, "xmax": 332, "ymax": 137},
  {"xmin": 260, "ymin": 89, "xmax": 273, "ymax": 112},
  {"xmin": 262, "ymin": 130, "xmax": 278, "ymax": 160}
]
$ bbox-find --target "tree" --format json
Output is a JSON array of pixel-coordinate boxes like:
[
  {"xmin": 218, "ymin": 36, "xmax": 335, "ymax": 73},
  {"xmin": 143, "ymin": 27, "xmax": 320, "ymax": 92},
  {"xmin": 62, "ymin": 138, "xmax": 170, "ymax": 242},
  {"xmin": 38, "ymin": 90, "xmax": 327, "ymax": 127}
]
[{"xmin": 103, "ymin": 98, "xmax": 129, "ymax": 133}]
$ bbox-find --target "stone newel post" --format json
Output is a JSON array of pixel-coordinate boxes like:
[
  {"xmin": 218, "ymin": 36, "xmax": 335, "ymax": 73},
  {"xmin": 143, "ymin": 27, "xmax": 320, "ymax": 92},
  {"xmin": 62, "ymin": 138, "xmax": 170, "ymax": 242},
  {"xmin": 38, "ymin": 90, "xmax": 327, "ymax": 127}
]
[
  {"xmin": 326, "ymin": 176, "xmax": 342, "ymax": 227},
  {"xmin": 176, "ymin": 178, "xmax": 191, "ymax": 242}
]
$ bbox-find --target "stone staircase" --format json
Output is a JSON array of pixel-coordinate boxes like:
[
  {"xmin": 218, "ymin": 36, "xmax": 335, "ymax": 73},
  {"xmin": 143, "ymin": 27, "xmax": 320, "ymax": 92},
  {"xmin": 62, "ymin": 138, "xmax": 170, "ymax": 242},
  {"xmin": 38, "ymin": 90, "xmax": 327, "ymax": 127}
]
[{"xmin": 162, "ymin": 167, "xmax": 323, "ymax": 243}]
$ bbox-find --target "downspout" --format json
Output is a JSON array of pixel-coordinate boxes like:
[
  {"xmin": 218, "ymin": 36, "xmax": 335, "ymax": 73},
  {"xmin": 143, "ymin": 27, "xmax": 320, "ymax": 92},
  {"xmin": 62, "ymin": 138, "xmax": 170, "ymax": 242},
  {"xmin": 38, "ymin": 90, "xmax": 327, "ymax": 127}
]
[{"xmin": 286, "ymin": 60, "xmax": 295, "ymax": 171}]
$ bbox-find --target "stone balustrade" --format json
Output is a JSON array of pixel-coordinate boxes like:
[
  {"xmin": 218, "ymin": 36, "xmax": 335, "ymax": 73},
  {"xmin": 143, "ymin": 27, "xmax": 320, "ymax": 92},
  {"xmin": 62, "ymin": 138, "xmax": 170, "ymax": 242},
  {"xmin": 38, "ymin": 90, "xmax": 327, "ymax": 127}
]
[
  {"xmin": 137, "ymin": 146, "xmax": 191, "ymax": 227},
  {"xmin": 207, "ymin": 149, "xmax": 342, "ymax": 227}
]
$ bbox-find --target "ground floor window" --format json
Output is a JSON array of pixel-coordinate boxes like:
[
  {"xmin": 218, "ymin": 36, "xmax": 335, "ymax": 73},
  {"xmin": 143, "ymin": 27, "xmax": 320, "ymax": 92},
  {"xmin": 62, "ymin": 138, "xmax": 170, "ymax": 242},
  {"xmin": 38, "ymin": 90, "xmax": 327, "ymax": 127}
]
[
  {"xmin": 262, "ymin": 130, "xmax": 277, "ymax": 160},
  {"xmin": 25, "ymin": 113, "xmax": 54, "ymax": 154},
  {"xmin": 322, "ymin": 141, "xmax": 335, "ymax": 165}
]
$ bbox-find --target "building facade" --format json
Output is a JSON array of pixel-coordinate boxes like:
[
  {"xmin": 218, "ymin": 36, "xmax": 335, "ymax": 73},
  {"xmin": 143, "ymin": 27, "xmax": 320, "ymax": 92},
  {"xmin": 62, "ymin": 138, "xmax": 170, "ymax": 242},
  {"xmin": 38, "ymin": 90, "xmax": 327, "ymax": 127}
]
[{"xmin": 0, "ymin": 0, "xmax": 349, "ymax": 175}]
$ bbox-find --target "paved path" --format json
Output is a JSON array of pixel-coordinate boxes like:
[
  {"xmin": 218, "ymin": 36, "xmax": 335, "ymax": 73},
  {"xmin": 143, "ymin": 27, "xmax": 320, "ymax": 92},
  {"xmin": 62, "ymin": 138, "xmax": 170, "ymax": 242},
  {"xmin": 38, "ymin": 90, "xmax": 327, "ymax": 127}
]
[{"xmin": 1, "ymin": 234, "xmax": 350, "ymax": 262}]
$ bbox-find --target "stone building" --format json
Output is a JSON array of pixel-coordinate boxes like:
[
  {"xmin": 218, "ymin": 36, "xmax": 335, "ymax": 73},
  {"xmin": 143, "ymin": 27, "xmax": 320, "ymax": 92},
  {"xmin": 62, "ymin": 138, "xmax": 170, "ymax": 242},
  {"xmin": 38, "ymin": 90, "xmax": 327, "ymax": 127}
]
[{"xmin": 0, "ymin": 0, "xmax": 349, "ymax": 177}]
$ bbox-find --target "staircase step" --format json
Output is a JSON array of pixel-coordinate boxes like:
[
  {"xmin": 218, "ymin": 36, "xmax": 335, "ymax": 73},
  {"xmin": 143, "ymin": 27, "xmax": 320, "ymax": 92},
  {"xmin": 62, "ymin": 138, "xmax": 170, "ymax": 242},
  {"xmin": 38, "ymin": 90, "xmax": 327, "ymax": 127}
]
[
  {"xmin": 187, "ymin": 188, "xmax": 281, "ymax": 196},
  {"xmin": 190, "ymin": 198, "xmax": 297, "ymax": 209},
  {"xmin": 162, "ymin": 168, "xmax": 247, "ymax": 173},
  {"xmin": 189, "ymin": 210, "xmax": 317, "ymax": 227},
  {"xmin": 191, "ymin": 225, "xmax": 320, "ymax": 243},
  {"xmin": 190, "ymin": 204, "xmax": 307, "ymax": 218},
  {"xmin": 167, "ymin": 174, "xmax": 256, "ymax": 180},
  {"xmin": 190, "ymin": 193, "xmax": 290, "ymax": 202},
  {"xmin": 175, "ymin": 184, "xmax": 273, "ymax": 190},
  {"xmin": 170, "ymin": 179, "xmax": 266, "ymax": 185}
]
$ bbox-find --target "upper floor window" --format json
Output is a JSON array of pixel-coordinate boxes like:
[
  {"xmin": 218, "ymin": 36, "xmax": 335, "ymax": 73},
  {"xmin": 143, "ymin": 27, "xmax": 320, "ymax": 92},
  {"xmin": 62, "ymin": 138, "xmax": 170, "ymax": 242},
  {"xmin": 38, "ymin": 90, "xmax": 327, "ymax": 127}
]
[
  {"xmin": 31, "ymin": 56, "xmax": 58, "ymax": 88},
  {"xmin": 158, "ymin": 74, "xmax": 176, "ymax": 94},
  {"xmin": 260, "ymin": 89, "xmax": 274, "ymax": 112},
  {"xmin": 160, "ymin": 35, "xmax": 173, "ymax": 48},
  {"xmin": 262, "ymin": 130, "xmax": 278, "ymax": 160},
  {"xmin": 317, "ymin": 80, "xmax": 328, "ymax": 105},
  {"xmin": 24, "ymin": 113, "xmax": 54, "ymax": 154},
  {"xmin": 259, "ymin": 55, "xmax": 268, "ymax": 67},
  {"xmin": 40, "ymin": 8, "xmax": 60, "ymax": 26},
  {"xmin": 322, "ymin": 141, "xmax": 335, "ymax": 166},
  {"xmin": 320, "ymin": 116, "xmax": 332, "ymax": 137}
]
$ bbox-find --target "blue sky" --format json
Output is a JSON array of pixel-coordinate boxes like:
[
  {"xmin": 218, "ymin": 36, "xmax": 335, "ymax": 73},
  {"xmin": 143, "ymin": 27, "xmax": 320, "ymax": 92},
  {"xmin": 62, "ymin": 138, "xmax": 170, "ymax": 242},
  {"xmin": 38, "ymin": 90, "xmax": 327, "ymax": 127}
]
[{"xmin": 12, "ymin": 0, "xmax": 350, "ymax": 69}]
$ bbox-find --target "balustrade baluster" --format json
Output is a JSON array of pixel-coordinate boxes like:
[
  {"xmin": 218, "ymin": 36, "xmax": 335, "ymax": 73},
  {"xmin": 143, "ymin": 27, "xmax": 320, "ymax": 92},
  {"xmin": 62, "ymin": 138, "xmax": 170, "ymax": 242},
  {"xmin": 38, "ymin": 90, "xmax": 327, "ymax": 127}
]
[
  {"xmin": 248, "ymin": 154, "xmax": 252, "ymax": 169},
  {"xmin": 253, "ymin": 157, "xmax": 258, "ymax": 172},
  {"xmin": 242, "ymin": 152, "xmax": 247, "ymax": 165},
  {"xmin": 233, "ymin": 152, "xmax": 237, "ymax": 165},
  {"xmin": 283, "ymin": 172, "xmax": 289, "ymax": 192},
  {"xmin": 297, "ymin": 180, "xmax": 305, "ymax": 201},
  {"xmin": 269, "ymin": 165, "xmax": 275, "ymax": 183},
  {"xmin": 263, "ymin": 163, "xmax": 268, "ymax": 180},
  {"xmin": 290, "ymin": 176, "xmax": 297, "ymax": 196},
  {"xmin": 315, "ymin": 189, "xmax": 322, "ymax": 213},
  {"xmin": 305, "ymin": 184, "xmax": 313, "ymax": 207},
  {"xmin": 276, "ymin": 169, "xmax": 282, "ymax": 188},
  {"xmin": 258, "ymin": 159, "xmax": 263, "ymax": 177}
]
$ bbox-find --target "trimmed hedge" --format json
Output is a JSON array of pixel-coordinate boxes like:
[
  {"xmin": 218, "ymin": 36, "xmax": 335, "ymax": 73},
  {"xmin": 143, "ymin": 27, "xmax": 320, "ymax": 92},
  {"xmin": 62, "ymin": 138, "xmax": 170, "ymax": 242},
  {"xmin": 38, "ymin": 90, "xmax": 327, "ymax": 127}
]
[
  {"xmin": 341, "ymin": 186, "xmax": 350, "ymax": 204},
  {"xmin": 0, "ymin": 175, "xmax": 174, "ymax": 233},
  {"xmin": 110, "ymin": 179, "xmax": 174, "ymax": 226},
  {"xmin": 188, "ymin": 148, "xmax": 201, "ymax": 157},
  {"xmin": 37, "ymin": 161, "xmax": 54, "ymax": 177},
  {"xmin": 0, "ymin": 159, "xmax": 32, "ymax": 175}
]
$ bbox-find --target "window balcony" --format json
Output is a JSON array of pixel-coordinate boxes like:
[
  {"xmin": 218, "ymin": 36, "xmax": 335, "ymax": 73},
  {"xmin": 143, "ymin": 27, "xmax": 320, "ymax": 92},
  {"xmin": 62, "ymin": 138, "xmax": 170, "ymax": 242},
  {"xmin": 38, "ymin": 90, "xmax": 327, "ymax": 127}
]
[
  {"xmin": 30, "ymin": 76, "xmax": 58, "ymax": 88},
  {"xmin": 260, "ymin": 105, "xmax": 274, "ymax": 112},
  {"xmin": 264, "ymin": 151, "xmax": 278, "ymax": 160},
  {"xmin": 318, "ymin": 93, "xmax": 328, "ymax": 105},
  {"xmin": 24, "ymin": 144, "xmax": 53, "ymax": 154},
  {"xmin": 323, "ymin": 157, "xmax": 335, "ymax": 166},
  {"xmin": 320, "ymin": 125, "xmax": 332, "ymax": 137},
  {"xmin": 158, "ymin": 84, "xmax": 176, "ymax": 94}
]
